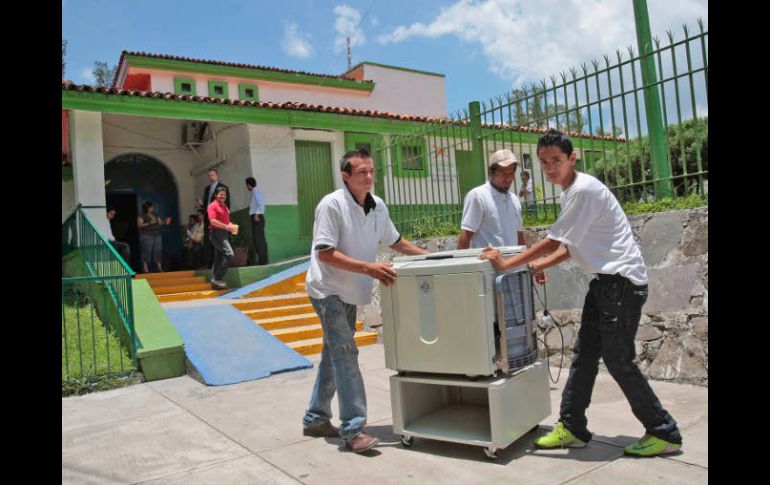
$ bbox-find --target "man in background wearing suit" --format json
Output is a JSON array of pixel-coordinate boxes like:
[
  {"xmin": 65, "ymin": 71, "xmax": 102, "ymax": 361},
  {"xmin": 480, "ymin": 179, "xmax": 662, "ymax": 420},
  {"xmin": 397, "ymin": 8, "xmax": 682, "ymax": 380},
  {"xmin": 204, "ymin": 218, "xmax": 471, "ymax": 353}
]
[{"xmin": 201, "ymin": 167, "xmax": 230, "ymax": 266}]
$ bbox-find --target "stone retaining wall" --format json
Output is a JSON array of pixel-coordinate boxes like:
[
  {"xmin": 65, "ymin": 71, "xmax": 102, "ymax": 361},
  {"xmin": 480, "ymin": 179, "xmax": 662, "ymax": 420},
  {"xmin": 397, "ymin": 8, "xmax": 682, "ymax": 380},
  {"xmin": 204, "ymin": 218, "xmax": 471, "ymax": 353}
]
[{"xmin": 360, "ymin": 207, "xmax": 708, "ymax": 386}]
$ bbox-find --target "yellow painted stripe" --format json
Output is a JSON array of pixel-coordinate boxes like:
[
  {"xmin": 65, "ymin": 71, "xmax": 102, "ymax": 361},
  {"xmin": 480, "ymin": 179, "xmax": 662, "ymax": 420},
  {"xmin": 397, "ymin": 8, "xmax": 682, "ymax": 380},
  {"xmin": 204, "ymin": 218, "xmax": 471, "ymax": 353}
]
[
  {"xmin": 241, "ymin": 272, "xmax": 307, "ymax": 298},
  {"xmin": 157, "ymin": 289, "xmax": 228, "ymax": 302},
  {"xmin": 152, "ymin": 283, "xmax": 215, "ymax": 295},
  {"xmin": 255, "ymin": 313, "xmax": 320, "ymax": 330},
  {"xmin": 232, "ymin": 294, "xmax": 310, "ymax": 311},
  {"xmin": 271, "ymin": 322, "xmax": 363, "ymax": 343},
  {"xmin": 135, "ymin": 270, "xmax": 197, "ymax": 280},
  {"xmin": 147, "ymin": 276, "xmax": 207, "ymax": 287},
  {"xmin": 244, "ymin": 304, "xmax": 314, "ymax": 320}
]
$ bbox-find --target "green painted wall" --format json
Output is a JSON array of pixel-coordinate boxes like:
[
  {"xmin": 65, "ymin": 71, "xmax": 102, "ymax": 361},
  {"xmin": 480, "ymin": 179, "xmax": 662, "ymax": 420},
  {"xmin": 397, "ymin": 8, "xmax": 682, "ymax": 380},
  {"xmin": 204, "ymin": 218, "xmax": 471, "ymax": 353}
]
[
  {"xmin": 227, "ymin": 205, "xmax": 310, "ymax": 263},
  {"xmin": 132, "ymin": 279, "xmax": 186, "ymax": 381}
]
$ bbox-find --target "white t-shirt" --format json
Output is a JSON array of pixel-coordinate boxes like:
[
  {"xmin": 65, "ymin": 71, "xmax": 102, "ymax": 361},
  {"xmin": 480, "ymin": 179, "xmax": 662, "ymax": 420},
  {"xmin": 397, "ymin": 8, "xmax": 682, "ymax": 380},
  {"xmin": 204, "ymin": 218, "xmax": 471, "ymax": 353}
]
[
  {"xmin": 547, "ymin": 172, "xmax": 648, "ymax": 285},
  {"xmin": 104, "ymin": 221, "xmax": 115, "ymax": 241},
  {"xmin": 461, "ymin": 181, "xmax": 523, "ymax": 248},
  {"xmin": 306, "ymin": 187, "xmax": 401, "ymax": 306}
]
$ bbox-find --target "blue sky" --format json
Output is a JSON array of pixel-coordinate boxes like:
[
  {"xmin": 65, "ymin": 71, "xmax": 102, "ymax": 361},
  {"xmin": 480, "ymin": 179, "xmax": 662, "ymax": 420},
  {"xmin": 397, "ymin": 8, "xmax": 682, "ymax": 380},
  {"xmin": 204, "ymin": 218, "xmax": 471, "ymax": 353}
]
[{"xmin": 62, "ymin": 0, "xmax": 707, "ymax": 116}]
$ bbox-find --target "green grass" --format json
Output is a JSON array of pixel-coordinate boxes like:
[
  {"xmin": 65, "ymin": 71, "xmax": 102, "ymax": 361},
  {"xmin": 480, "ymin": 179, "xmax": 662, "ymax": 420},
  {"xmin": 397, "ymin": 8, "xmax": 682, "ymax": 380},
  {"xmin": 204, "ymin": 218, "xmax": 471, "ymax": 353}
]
[{"xmin": 62, "ymin": 292, "xmax": 136, "ymax": 388}]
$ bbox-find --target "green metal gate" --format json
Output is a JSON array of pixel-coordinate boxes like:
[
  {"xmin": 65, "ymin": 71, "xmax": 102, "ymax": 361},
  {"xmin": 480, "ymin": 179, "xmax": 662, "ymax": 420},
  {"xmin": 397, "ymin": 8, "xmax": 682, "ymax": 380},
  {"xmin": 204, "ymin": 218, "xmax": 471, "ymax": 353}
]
[{"xmin": 295, "ymin": 140, "xmax": 335, "ymax": 240}]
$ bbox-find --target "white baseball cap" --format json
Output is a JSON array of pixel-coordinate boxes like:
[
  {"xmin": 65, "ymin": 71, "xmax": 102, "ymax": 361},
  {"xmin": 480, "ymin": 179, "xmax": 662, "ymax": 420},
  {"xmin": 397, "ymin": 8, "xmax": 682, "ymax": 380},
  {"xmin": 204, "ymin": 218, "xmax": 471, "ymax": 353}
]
[{"xmin": 488, "ymin": 149, "xmax": 518, "ymax": 168}]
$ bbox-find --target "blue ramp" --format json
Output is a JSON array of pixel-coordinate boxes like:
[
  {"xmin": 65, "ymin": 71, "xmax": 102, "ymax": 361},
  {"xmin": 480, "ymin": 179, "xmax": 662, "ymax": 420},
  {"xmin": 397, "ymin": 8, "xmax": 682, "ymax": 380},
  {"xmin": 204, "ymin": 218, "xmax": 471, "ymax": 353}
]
[
  {"xmin": 221, "ymin": 260, "xmax": 310, "ymax": 299},
  {"xmin": 164, "ymin": 304, "xmax": 312, "ymax": 386}
]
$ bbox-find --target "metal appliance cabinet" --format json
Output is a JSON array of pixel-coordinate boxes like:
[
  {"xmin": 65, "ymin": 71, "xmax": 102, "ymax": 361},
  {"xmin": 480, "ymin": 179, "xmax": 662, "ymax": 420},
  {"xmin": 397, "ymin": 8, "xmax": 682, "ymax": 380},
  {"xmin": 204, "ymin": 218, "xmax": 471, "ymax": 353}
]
[{"xmin": 390, "ymin": 360, "xmax": 551, "ymax": 459}]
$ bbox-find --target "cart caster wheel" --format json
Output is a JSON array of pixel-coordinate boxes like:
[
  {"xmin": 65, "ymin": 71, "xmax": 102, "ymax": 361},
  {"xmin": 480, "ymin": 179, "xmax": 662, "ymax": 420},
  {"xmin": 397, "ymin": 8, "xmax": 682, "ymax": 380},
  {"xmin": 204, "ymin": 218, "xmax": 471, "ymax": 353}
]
[
  {"xmin": 484, "ymin": 447, "xmax": 498, "ymax": 460},
  {"xmin": 400, "ymin": 435, "xmax": 414, "ymax": 447}
]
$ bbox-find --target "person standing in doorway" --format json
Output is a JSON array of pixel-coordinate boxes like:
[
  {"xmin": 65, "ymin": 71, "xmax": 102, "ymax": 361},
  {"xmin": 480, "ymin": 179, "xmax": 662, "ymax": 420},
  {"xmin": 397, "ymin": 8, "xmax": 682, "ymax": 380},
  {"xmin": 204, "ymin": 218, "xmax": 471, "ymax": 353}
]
[
  {"xmin": 105, "ymin": 206, "xmax": 131, "ymax": 265},
  {"xmin": 246, "ymin": 176, "xmax": 268, "ymax": 265},
  {"xmin": 137, "ymin": 201, "xmax": 170, "ymax": 273},
  {"xmin": 202, "ymin": 168, "xmax": 230, "ymax": 266},
  {"xmin": 207, "ymin": 186, "xmax": 236, "ymax": 290}
]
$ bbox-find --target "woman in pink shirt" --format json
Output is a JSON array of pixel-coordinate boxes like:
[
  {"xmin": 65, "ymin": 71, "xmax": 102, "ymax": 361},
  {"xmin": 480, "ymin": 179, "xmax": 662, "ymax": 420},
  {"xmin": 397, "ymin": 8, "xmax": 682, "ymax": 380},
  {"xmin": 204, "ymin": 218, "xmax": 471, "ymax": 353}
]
[{"xmin": 207, "ymin": 187, "xmax": 237, "ymax": 289}]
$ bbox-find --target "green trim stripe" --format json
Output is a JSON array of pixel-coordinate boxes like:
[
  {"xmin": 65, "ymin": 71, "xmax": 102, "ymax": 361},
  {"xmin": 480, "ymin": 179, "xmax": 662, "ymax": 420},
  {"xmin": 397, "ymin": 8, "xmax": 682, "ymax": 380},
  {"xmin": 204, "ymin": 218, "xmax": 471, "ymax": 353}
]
[
  {"xmin": 127, "ymin": 55, "xmax": 375, "ymax": 92},
  {"xmin": 349, "ymin": 61, "xmax": 445, "ymax": 78},
  {"xmin": 238, "ymin": 83, "xmax": 259, "ymax": 101}
]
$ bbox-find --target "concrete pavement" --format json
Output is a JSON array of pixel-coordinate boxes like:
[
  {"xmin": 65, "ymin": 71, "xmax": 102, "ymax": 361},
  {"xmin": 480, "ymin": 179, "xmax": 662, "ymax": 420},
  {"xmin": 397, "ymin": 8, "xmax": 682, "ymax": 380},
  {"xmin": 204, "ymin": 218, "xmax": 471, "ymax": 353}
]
[{"xmin": 62, "ymin": 343, "xmax": 708, "ymax": 484}]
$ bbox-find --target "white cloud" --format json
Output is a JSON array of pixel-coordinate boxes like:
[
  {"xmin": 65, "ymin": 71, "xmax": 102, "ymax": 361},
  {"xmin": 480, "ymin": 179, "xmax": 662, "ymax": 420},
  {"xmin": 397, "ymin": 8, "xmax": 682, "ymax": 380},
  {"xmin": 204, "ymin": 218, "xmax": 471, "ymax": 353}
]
[
  {"xmin": 378, "ymin": 0, "xmax": 708, "ymax": 87},
  {"xmin": 334, "ymin": 4, "xmax": 366, "ymax": 53},
  {"xmin": 370, "ymin": 15, "xmax": 379, "ymax": 27},
  {"xmin": 281, "ymin": 22, "xmax": 313, "ymax": 58},
  {"xmin": 79, "ymin": 67, "xmax": 95, "ymax": 84}
]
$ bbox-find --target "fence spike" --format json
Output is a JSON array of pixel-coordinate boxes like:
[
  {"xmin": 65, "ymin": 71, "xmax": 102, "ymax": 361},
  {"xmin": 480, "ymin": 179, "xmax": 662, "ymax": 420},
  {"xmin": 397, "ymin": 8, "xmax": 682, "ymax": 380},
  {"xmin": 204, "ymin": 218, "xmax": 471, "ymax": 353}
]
[
  {"xmin": 560, "ymin": 71, "xmax": 568, "ymax": 83},
  {"xmin": 591, "ymin": 59, "xmax": 600, "ymax": 72},
  {"xmin": 682, "ymin": 23, "xmax": 690, "ymax": 37},
  {"xmin": 603, "ymin": 54, "xmax": 611, "ymax": 67},
  {"xmin": 616, "ymin": 49, "xmax": 623, "ymax": 62},
  {"xmin": 697, "ymin": 18, "xmax": 704, "ymax": 32},
  {"xmin": 569, "ymin": 66, "xmax": 578, "ymax": 79},
  {"xmin": 627, "ymin": 45, "xmax": 635, "ymax": 57},
  {"xmin": 666, "ymin": 29, "xmax": 675, "ymax": 43},
  {"xmin": 550, "ymin": 75, "xmax": 558, "ymax": 86}
]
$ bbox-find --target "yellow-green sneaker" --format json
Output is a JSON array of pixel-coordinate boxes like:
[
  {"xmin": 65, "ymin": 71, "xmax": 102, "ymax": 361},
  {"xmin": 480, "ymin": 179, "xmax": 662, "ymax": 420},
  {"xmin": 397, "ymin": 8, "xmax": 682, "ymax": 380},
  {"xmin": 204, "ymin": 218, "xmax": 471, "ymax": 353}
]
[
  {"xmin": 624, "ymin": 434, "xmax": 681, "ymax": 456},
  {"xmin": 533, "ymin": 422, "xmax": 587, "ymax": 449}
]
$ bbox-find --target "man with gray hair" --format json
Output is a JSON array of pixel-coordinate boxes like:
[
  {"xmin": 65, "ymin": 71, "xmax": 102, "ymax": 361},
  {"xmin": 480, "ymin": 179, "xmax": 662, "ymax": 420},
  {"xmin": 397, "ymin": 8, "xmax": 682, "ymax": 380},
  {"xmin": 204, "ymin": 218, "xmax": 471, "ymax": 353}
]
[
  {"xmin": 457, "ymin": 148, "xmax": 526, "ymax": 250},
  {"xmin": 302, "ymin": 147, "xmax": 428, "ymax": 454}
]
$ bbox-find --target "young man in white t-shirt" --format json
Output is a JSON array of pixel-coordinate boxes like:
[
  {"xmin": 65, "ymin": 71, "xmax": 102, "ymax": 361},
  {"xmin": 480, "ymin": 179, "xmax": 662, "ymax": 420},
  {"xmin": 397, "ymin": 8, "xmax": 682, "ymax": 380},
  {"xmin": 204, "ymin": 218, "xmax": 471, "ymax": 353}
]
[
  {"xmin": 302, "ymin": 148, "xmax": 428, "ymax": 454},
  {"xmin": 480, "ymin": 129, "xmax": 682, "ymax": 457}
]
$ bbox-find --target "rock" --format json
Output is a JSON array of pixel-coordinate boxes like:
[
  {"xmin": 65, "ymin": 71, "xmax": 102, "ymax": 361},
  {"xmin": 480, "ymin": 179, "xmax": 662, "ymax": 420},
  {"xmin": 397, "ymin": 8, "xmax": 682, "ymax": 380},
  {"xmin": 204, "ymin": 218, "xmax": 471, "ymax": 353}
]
[
  {"xmin": 646, "ymin": 337, "xmax": 707, "ymax": 381},
  {"xmin": 645, "ymin": 263, "xmax": 701, "ymax": 313},
  {"xmin": 639, "ymin": 212, "xmax": 684, "ymax": 266},
  {"xmin": 635, "ymin": 325, "xmax": 663, "ymax": 341},
  {"xmin": 681, "ymin": 213, "xmax": 708, "ymax": 257}
]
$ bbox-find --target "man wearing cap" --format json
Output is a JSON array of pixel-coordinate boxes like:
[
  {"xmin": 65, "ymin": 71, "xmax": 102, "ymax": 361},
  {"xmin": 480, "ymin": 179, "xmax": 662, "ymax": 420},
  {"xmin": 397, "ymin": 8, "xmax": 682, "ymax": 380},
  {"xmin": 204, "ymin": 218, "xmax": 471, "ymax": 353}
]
[{"xmin": 457, "ymin": 149, "xmax": 526, "ymax": 250}]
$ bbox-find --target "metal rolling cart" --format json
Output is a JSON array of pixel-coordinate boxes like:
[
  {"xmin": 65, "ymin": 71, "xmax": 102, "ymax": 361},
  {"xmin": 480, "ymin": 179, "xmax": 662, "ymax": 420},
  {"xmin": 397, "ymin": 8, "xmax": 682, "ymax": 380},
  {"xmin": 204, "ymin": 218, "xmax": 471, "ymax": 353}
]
[{"xmin": 381, "ymin": 247, "xmax": 551, "ymax": 459}]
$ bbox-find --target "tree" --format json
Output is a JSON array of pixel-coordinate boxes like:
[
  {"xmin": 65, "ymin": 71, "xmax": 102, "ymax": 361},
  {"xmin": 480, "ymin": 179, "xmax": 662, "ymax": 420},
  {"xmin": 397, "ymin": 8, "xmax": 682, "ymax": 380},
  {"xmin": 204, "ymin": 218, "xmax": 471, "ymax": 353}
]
[
  {"xmin": 62, "ymin": 40, "xmax": 67, "ymax": 79},
  {"xmin": 92, "ymin": 62, "xmax": 118, "ymax": 87}
]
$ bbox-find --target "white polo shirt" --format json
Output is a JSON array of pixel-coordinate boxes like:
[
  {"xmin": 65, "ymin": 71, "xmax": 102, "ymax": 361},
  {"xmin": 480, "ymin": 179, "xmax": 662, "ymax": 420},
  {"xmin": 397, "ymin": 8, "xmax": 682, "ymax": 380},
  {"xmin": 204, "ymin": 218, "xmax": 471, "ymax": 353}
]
[
  {"xmin": 461, "ymin": 181, "xmax": 523, "ymax": 248},
  {"xmin": 306, "ymin": 187, "xmax": 401, "ymax": 306},
  {"xmin": 547, "ymin": 172, "xmax": 648, "ymax": 285}
]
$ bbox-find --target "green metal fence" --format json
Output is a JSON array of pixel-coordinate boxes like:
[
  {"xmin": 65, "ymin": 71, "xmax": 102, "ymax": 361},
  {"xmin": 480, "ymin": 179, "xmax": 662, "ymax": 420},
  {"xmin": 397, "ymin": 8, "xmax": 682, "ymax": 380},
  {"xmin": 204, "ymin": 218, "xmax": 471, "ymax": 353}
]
[
  {"xmin": 377, "ymin": 20, "xmax": 707, "ymax": 235},
  {"xmin": 62, "ymin": 205, "xmax": 137, "ymax": 384}
]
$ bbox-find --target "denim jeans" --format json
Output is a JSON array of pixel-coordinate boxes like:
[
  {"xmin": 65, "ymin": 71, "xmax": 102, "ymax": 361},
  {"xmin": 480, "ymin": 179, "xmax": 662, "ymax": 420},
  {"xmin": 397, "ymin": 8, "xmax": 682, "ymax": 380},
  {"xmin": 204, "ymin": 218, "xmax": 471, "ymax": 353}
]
[
  {"xmin": 303, "ymin": 295, "xmax": 367, "ymax": 441},
  {"xmin": 560, "ymin": 274, "xmax": 682, "ymax": 445},
  {"xmin": 209, "ymin": 230, "xmax": 233, "ymax": 281}
]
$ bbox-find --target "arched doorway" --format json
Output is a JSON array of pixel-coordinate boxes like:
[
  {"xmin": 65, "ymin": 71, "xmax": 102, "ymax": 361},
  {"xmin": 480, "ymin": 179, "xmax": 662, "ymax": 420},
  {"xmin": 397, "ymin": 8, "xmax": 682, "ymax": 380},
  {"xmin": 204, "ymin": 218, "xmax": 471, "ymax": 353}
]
[{"xmin": 105, "ymin": 153, "xmax": 182, "ymax": 272}]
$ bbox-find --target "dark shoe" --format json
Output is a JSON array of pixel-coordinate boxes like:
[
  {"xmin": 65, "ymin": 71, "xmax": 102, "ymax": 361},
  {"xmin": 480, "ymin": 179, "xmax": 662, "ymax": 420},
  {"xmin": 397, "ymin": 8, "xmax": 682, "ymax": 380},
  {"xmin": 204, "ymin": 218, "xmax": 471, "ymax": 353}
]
[
  {"xmin": 303, "ymin": 421, "xmax": 340, "ymax": 438},
  {"xmin": 210, "ymin": 279, "xmax": 228, "ymax": 290},
  {"xmin": 346, "ymin": 432, "xmax": 379, "ymax": 453}
]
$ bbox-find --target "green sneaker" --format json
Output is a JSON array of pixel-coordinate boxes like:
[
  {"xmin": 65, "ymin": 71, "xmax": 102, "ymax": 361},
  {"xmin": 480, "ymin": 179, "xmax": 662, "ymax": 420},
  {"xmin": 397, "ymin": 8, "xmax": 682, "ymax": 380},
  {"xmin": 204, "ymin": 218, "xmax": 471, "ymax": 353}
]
[
  {"xmin": 533, "ymin": 422, "xmax": 587, "ymax": 449},
  {"xmin": 624, "ymin": 434, "xmax": 681, "ymax": 456}
]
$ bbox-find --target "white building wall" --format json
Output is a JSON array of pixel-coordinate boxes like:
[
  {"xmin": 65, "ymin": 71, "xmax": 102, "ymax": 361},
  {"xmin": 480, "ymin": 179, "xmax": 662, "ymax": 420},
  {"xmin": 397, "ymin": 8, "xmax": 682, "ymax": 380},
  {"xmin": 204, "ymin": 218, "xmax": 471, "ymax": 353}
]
[
  {"xmin": 70, "ymin": 110, "xmax": 110, "ymax": 236},
  {"xmin": 128, "ymin": 64, "xmax": 446, "ymax": 118},
  {"xmin": 360, "ymin": 65, "xmax": 446, "ymax": 118},
  {"xmin": 101, "ymin": 114, "xmax": 198, "ymax": 220},
  {"xmin": 193, "ymin": 122, "xmax": 253, "ymax": 212}
]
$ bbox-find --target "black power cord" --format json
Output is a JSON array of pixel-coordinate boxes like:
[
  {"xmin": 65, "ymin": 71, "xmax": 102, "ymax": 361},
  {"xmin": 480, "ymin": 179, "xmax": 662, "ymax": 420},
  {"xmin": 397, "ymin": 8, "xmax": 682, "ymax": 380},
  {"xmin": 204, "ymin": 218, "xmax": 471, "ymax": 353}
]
[{"xmin": 533, "ymin": 281, "xmax": 565, "ymax": 384}]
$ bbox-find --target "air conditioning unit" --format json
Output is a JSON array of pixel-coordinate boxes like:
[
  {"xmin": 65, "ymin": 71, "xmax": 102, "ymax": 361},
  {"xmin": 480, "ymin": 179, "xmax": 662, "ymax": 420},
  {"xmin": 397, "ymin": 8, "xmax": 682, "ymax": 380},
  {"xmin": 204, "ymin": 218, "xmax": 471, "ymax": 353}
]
[{"xmin": 181, "ymin": 121, "xmax": 208, "ymax": 147}]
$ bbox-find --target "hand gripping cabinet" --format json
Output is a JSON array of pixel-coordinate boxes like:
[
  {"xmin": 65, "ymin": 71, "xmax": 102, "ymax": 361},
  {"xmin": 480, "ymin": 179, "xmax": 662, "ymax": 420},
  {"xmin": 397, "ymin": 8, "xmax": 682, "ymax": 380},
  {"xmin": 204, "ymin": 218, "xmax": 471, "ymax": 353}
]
[{"xmin": 380, "ymin": 247, "xmax": 551, "ymax": 459}]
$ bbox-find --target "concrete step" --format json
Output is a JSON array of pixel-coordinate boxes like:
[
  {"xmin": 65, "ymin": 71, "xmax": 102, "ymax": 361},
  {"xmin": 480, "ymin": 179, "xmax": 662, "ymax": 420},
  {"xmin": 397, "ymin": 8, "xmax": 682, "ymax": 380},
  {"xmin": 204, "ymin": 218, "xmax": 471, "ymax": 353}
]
[
  {"xmin": 147, "ymin": 276, "xmax": 207, "ymax": 287},
  {"xmin": 270, "ymin": 322, "xmax": 364, "ymax": 344},
  {"xmin": 241, "ymin": 272, "xmax": 307, "ymax": 298},
  {"xmin": 157, "ymin": 289, "xmax": 229, "ymax": 303},
  {"xmin": 152, "ymin": 283, "xmax": 214, "ymax": 295},
  {"xmin": 135, "ymin": 270, "xmax": 197, "ymax": 280},
  {"xmin": 289, "ymin": 331, "xmax": 378, "ymax": 356},
  {"xmin": 231, "ymin": 293, "xmax": 310, "ymax": 311},
  {"xmin": 243, "ymin": 303, "xmax": 315, "ymax": 320},
  {"xmin": 254, "ymin": 312, "xmax": 320, "ymax": 331}
]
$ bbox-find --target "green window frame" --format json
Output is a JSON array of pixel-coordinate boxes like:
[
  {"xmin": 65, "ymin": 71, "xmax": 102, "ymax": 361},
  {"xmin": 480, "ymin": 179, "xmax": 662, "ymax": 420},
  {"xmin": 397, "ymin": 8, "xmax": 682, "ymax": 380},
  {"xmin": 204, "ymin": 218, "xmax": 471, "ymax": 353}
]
[
  {"xmin": 391, "ymin": 138, "xmax": 430, "ymax": 178},
  {"xmin": 208, "ymin": 80, "xmax": 229, "ymax": 98},
  {"xmin": 238, "ymin": 83, "xmax": 259, "ymax": 101},
  {"xmin": 173, "ymin": 77, "xmax": 196, "ymax": 96}
]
